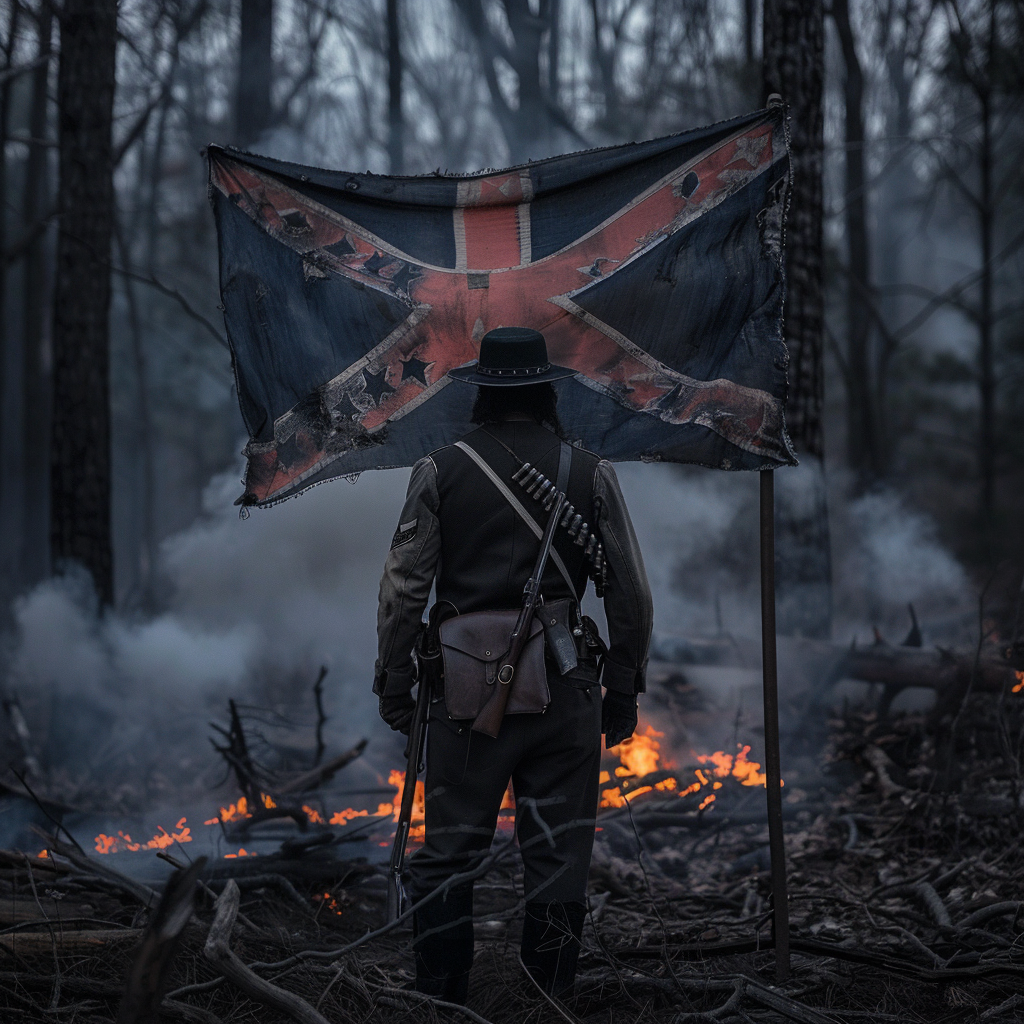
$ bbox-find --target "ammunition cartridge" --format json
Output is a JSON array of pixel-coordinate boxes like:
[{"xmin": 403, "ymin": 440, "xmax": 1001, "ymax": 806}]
[
  {"xmin": 560, "ymin": 504, "xmax": 575, "ymax": 528},
  {"xmin": 574, "ymin": 523, "xmax": 588, "ymax": 545},
  {"xmin": 512, "ymin": 462, "xmax": 532, "ymax": 483},
  {"xmin": 526, "ymin": 473, "xmax": 547, "ymax": 495}
]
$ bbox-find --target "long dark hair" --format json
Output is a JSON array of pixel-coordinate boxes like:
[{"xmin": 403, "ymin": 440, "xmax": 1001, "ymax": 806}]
[{"xmin": 470, "ymin": 382, "xmax": 562, "ymax": 434}]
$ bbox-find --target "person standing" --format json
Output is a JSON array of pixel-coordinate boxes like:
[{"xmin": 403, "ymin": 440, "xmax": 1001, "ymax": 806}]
[{"xmin": 374, "ymin": 327, "xmax": 652, "ymax": 1002}]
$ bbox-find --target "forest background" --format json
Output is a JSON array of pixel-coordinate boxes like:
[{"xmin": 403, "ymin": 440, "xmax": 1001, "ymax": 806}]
[{"xmin": 0, "ymin": 0, "xmax": 1021, "ymax": 712}]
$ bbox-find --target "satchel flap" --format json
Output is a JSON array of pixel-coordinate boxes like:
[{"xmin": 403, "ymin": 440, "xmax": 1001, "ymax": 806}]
[{"xmin": 439, "ymin": 610, "xmax": 544, "ymax": 661}]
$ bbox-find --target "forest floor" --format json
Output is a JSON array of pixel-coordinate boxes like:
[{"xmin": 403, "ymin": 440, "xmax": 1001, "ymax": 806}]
[{"xmin": 3, "ymin": 663, "xmax": 1024, "ymax": 1023}]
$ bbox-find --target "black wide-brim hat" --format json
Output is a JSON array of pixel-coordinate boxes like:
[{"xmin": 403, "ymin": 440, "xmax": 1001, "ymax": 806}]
[{"xmin": 448, "ymin": 327, "xmax": 577, "ymax": 387}]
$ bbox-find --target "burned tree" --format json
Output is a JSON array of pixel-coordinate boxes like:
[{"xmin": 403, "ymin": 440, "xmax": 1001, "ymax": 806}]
[
  {"xmin": 50, "ymin": 0, "xmax": 118, "ymax": 606},
  {"xmin": 763, "ymin": 0, "xmax": 832, "ymax": 639}
]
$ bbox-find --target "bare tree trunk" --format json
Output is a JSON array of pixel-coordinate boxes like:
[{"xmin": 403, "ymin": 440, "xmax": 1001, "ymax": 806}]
[
  {"xmin": 744, "ymin": 0, "xmax": 757, "ymax": 64},
  {"xmin": 114, "ymin": 220, "xmax": 155, "ymax": 610},
  {"xmin": 387, "ymin": 0, "xmax": 404, "ymax": 174},
  {"xmin": 237, "ymin": 0, "xmax": 273, "ymax": 148},
  {"xmin": 833, "ymin": 0, "xmax": 880, "ymax": 483},
  {"xmin": 452, "ymin": 0, "xmax": 561, "ymax": 160},
  {"xmin": 504, "ymin": 0, "xmax": 549, "ymax": 152},
  {"xmin": 547, "ymin": 0, "xmax": 561, "ymax": 104},
  {"xmin": 21, "ymin": 1, "xmax": 53, "ymax": 588},
  {"xmin": 977, "ymin": 1, "xmax": 995, "ymax": 548},
  {"xmin": 589, "ymin": 0, "xmax": 621, "ymax": 131},
  {"xmin": 0, "ymin": 0, "xmax": 21, "ymax": 482},
  {"xmin": 50, "ymin": 0, "xmax": 118, "ymax": 606},
  {"xmin": 763, "ymin": 0, "xmax": 832, "ymax": 639}
]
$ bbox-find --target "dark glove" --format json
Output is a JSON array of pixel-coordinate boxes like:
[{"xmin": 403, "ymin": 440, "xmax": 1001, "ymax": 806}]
[
  {"xmin": 602, "ymin": 689, "xmax": 638, "ymax": 749},
  {"xmin": 379, "ymin": 692, "xmax": 416, "ymax": 735}
]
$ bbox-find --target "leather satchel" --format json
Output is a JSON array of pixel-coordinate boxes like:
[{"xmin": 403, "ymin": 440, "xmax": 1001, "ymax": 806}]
[{"xmin": 439, "ymin": 609, "xmax": 551, "ymax": 720}]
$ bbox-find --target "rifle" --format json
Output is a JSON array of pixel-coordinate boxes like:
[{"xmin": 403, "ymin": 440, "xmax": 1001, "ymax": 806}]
[
  {"xmin": 385, "ymin": 618, "xmax": 437, "ymax": 923},
  {"xmin": 472, "ymin": 493, "xmax": 566, "ymax": 738}
]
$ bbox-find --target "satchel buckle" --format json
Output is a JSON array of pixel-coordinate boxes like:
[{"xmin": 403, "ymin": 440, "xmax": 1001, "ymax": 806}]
[{"xmin": 497, "ymin": 664, "xmax": 515, "ymax": 685}]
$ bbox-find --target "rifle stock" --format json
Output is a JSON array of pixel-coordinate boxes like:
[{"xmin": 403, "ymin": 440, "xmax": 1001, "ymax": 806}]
[
  {"xmin": 385, "ymin": 656, "xmax": 431, "ymax": 923},
  {"xmin": 472, "ymin": 495, "xmax": 565, "ymax": 738}
]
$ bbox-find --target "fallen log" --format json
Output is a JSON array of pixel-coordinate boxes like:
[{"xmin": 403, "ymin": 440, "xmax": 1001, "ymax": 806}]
[{"xmin": 0, "ymin": 928, "xmax": 142, "ymax": 953}]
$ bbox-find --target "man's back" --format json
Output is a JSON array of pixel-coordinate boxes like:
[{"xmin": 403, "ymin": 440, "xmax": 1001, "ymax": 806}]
[{"xmin": 430, "ymin": 422, "xmax": 598, "ymax": 614}]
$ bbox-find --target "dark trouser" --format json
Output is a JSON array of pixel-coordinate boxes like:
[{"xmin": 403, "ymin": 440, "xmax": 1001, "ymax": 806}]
[{"xmin": 407, "ymin": 676, "xmax": 602, "ymax": 1000}]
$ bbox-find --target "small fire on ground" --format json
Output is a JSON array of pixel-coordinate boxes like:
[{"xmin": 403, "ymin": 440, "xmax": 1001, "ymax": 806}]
[
  {"xmin": 84, "ymin": 721, "xmax": 770, "ymax": 859},
  {"xmin": 89, "ymin": 768, "xmax": 428, "ymax": 858},
  {"xmin": 599, "ymin": 723, "xmax": 776, "ymax": 810}
]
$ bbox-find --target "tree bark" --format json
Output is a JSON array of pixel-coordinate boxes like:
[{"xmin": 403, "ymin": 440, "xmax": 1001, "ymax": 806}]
[
  {"xmin": 387, "ymin": 0, "xmax": 404, "ymax": 174},
  {"xmin": 763, "ymin": 0, "xmax": 825, "ymax": 459},
  {"xmin": 763, "ymin": 0, "xmax": 831, "ymax": 639},
  {"xmin": 237, "ymin": 0, "xmax": 273, "ymax": 148},
  {"xmin": 50, "ymin": 0, "xmax": 118, "ymax": 606},
  {"xmin": 21, "ymin": 1, "xmax": 53, "ymax": 589}
]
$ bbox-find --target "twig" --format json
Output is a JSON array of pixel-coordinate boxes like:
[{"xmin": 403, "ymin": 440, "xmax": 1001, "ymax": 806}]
[
  {"xmin": 36, "ymin": 831, "xmax": 158, "ymax": 908},
  {"xmin": 203, "ymin": 880, "xmax": 330, "ymax": 1024},
  {"xmin": 313, "ymin": 666, "xmax": 327, "ymax": 767},
  {"xmin": 277, "ymin": 738, "xmax": 367, "ymax": 795},
  {"xmin": 375, "ymin": 987, "xmax": 496, "ymax": 1024},
  {"xmin": 518, "ymin": 953, "xmax": 584, "ymax": 1023}
]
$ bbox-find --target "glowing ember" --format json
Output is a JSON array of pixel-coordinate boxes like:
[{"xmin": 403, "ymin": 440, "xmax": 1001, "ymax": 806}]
[
  {"xmin": 315, "ymin": 890, "xmax": 343, "ymax": 916},
  {"xmin": 94, "ymin": 818, "xmax": 192, "ymax": 855},
  {"xmin": 224, "ymin": 848, "xmax": 256, "ymax": 859},
  {"xmin": 329, "ymin": 807, "xmax": 369, "ymax": 826},
  {"xmin": 1012, "ymin": 671, "xmax": 1024, "ymax": 694}
]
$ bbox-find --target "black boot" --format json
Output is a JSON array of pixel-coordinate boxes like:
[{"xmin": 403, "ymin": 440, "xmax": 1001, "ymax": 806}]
[
  {"xmin": 521, "ymin": 900, "xmax": 586, "ymax": 998},
  {"xmin": 412, "ymin": 885, "xmax": 474, "ymax": 1004}
]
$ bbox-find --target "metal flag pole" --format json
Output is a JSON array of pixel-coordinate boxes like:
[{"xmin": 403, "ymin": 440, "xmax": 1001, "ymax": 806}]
[{"xmin": 760, "ymin": 469, "xmax": 790, "ymax": 981}]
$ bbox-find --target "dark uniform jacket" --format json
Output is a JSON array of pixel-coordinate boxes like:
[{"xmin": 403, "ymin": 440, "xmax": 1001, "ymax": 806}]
[{"xmin": 374, "ymin": 421, "xmax": 653, "ymax": 701}]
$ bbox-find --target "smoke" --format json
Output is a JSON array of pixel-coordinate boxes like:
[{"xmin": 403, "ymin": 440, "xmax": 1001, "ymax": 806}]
[
  {"xmin": 2, "ymin": 455, "xmax": 973, "ymax": 812},
  {"xmin": 831, "ymin": 486, "xmax": 972, "ymax": 642},
  {"xmin": 3, "ymin": 464, "xmax": 411, "ymax": 806},
  {"xmin": 613, "ymin": 462, "xmax": 973, "ymax": 645}
]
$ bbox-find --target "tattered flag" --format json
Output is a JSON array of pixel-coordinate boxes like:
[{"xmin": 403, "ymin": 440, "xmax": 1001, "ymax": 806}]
[{"xmin": 209, "ymin": 107, "xmax": 795, "ymax": 507}]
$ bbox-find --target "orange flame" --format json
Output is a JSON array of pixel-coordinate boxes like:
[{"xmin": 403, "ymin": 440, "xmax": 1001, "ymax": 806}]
[
  {"xmin": 609, "ymin": 725, "xmax": 667, "ymax": 777},
  {"xmin": 224, "ymin": 847, "xmax": 256, "ymax": 859},
  {"xmin": 94, "ymin": 818, "xmax": 192, "ymax": 855},
  {"xmin": 696, "ymin": 745, "xmax": 768, "ymax": 787},
  {"xmin": 598, "ymin": 719, "xmax": 776, "ymax": 810},
  {"xmin": 1012, "ymin": 670, "xmax": 1024, "ymax": 694}
]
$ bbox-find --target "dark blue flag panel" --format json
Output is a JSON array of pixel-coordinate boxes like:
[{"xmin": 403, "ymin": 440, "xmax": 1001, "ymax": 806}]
[{"xmin": 209, "ymin": 107, "xmax": 795, "ymax": 506}]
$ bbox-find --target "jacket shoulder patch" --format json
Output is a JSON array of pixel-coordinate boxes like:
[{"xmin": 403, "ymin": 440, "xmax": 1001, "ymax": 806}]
[{"xmin": 391, "ymin": 518, "xmax": 418, "ymax": 549}]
